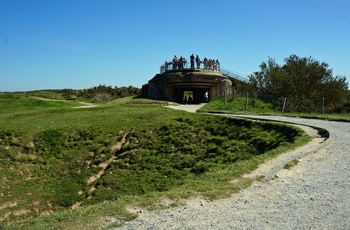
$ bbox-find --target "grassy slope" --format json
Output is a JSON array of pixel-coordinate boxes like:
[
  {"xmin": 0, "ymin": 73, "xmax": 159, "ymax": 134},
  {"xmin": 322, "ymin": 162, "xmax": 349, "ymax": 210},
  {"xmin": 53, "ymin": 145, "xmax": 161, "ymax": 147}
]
[
  {"xmin": 1, "ymin": 94, "xmax": 309, "ymax": 229},
  {"xmin": 199, "ymin": 94, "xmax": 350, "ymax": 121}
]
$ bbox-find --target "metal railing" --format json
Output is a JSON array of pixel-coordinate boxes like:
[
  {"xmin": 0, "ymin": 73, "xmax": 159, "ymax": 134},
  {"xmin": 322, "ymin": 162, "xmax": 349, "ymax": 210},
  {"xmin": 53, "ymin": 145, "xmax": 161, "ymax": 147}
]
[
  {"xmin": 159, "ymin": 61, "xmax": 249, "ymax": 83},
  {"xmin": 160, "ymin": 60, "xmax": 220, "ymax": 73},
  {"xmin": 220, "ymin": 67, "xmax": 249, "ymax": 83}
]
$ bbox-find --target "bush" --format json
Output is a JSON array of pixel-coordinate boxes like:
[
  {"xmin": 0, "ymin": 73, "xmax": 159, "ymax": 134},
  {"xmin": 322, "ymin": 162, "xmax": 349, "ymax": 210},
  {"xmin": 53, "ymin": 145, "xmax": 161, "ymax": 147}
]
[
  {"xmin": 77, "ymin": 85, "xmax": 141, "ymax": 100},
  {"xmin": 43, "ymin": 179, "xmax": 82, "ymax": 207},
  {"xmin": 34, "ymin": 129, "xmax": 67, "ymax": 157}
]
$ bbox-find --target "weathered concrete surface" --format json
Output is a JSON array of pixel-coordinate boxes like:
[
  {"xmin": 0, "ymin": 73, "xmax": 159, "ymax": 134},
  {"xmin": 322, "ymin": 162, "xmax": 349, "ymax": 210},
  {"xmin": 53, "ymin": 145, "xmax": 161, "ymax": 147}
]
[{"xmin": 143, "ymin": 70, "xmax": 232, "ymax": 104}]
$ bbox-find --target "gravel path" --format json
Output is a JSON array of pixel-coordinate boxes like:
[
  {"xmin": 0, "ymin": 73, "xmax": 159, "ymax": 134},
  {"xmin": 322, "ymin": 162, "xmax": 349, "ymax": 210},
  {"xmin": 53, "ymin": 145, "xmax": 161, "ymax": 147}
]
[{"xmin": 118, "ymin": 111, "xmax": 350, "ymax": 229}]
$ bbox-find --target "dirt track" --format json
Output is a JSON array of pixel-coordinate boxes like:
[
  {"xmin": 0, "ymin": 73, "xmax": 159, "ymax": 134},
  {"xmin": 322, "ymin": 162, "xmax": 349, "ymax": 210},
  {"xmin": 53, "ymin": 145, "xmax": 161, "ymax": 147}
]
[{"xmin": 118, "ymin": 106, "xmax": 350, "ymax": 229}]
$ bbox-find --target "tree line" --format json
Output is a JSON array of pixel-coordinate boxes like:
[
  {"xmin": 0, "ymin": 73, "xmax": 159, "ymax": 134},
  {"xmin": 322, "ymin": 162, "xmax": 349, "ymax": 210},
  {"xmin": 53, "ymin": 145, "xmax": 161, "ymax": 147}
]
[
  {"xmin": 75, "ymin": 85, "xmax": 141, "ymax": 101},
  {"xmin": 246, "ymin": 54, "xmax": 349, "ymax": 113}
]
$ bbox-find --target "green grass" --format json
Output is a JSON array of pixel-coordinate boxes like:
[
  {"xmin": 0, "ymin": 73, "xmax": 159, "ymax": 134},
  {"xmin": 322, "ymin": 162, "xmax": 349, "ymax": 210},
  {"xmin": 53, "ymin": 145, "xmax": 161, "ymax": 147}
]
[
  {"xmin": 0, "ymin": 93, "xmax": 310, "ymax": 229},
  {"xmin": 199, "ymin": 94, "xmax": 350, "ymax": 121},
  {"xmin": 199, "ymin": 95, "xmax": 275, "ymax": 114},
  {"xmin": 283, "ymin": 159, "xmax": 300, "ymax": 169}
]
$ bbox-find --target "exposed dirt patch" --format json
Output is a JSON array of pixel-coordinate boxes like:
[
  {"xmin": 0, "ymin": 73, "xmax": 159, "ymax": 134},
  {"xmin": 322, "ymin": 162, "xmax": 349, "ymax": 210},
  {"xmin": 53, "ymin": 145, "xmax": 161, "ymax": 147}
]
[
  {"xmin": 29, "ymin": 96, "xmax": 63, "ymax": 102},
  {"xmin": 13, "ymin": 209, "xmax": 31, "ymax": 216},
  {"xmin": 0, "ymin": 201, "xmax": 17, "ymax": 210},
  {"xmin": 29, "ymin": 96, "xmax": 99, "ymax": 108},
  {"xmin": 74, "ymin": 102, "xmax": 99, "ymax": 109},
  {"xmin": 70, "ymin": 131, "xmax": 132, "ymax": 208},
  {"xmin": 86, "ymin": 132, "xmax": 128, "ymax": 186}
]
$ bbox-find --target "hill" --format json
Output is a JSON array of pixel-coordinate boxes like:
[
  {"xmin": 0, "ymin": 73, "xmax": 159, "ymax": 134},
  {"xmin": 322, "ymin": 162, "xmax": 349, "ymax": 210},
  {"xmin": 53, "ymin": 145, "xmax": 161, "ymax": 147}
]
[{"xmin": 0, "ymin": 92, "xmax": 308, "ymax": 229}]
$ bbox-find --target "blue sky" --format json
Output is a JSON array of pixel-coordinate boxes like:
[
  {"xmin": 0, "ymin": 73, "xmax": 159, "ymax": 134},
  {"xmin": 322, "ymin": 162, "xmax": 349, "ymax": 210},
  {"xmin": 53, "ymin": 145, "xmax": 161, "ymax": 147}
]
[{"xmin": 1, "ymin": 0, "xmax": 349, "ymax": 92}]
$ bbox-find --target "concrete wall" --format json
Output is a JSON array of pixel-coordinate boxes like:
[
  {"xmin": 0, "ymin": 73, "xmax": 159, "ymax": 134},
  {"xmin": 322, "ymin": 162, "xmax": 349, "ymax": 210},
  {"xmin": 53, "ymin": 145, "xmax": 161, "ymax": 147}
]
[{"xmin": 143, "ymin": 69, "xmax": 233, "ymax": 103}]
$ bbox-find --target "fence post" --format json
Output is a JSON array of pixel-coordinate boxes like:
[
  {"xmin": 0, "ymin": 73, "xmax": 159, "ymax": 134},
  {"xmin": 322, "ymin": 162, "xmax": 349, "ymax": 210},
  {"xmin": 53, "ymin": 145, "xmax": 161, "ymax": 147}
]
[
  {"xmin": 245, "ymin": 92, "xmax": 249, "ymax": 110},
  {"xmin": 224, "ymin": 89, "xmax": 227, "ymax": 106},
  {"xmin": 322, "ymin": 97, "xmax": 325, "ymax": 114},
  {"xmin": 282, "ymin": 97, "xmax": 287, "ymax": 112}
]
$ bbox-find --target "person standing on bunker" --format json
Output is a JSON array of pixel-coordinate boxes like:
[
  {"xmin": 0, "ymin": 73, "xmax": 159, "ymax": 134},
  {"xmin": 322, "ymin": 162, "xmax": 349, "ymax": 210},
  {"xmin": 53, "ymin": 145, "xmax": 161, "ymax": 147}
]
[
  {"xmin": 203, "ymin": 57, "xmax": 208, "ymax": 69},
  {"xmin": 196, "ymin": 55, "xmax": 200, "ymax": 69},
  {"xmin": 190, "ymin": 54, "xmax": 195, "ymax": 69},
  {"xmin": 172, "ymin": 55, "xmax": 178, "ymax": 69}
]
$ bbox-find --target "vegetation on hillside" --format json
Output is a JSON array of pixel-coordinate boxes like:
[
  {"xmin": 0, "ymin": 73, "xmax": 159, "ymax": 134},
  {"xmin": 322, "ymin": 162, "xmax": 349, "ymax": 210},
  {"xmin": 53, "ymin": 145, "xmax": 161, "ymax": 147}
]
[
  {"xmin": 1, "ymin": 84, "xmax": 141, "ymax": 102},
  {"xmin": 247, "ymin": 54, "xmax": 349, "ymax": 113},
  {"xmin": 199, "ymin": 94, "xmax": 350, "ymax": 122},
  {"xmin": 76, "ymin": 85, "xmax": 141, "ymax": 101},
  {"xmin": 0, "ymin": 94, "xmax": 307, "ymax": 229},
  {"xmin": 199, "ymin": 94, "xmax": 275, "ymax": 114},
  {"xmin": 202, "ymin": 54, "xmax": 350, "ymax": 117}
]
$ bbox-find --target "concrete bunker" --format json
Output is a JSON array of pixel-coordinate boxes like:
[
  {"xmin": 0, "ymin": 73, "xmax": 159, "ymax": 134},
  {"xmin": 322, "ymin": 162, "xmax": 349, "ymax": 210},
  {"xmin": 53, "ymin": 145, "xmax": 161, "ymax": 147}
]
[{"xmin": 142, "ymin": 62, "xmax": 235, "ymax": 104}]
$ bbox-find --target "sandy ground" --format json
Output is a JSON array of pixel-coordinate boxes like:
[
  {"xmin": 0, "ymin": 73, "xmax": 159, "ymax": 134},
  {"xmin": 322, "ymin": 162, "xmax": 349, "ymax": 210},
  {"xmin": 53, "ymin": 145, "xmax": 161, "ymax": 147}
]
[{"xmin": 115, "ymin": 106, "xmax": 350, "ymax": 229}]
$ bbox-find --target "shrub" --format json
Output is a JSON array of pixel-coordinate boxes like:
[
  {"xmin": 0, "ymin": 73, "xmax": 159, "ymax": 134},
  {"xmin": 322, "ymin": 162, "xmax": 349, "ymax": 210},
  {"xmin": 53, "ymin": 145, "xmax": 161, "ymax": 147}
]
[
  {"xmin": 43, "ymin": 179, "xmax": 82, "ymax": 207},
  {"xmin": 34, "ymin": 129, "xmax": 66, "ymax": 157}
]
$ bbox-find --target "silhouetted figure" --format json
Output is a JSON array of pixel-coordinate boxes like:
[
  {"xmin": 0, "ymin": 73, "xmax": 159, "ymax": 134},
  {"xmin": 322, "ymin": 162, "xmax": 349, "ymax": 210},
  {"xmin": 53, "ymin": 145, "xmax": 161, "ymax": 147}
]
[
  {"xmin": 179, "ymin": 56, "xmax": 185, "ymax": 69},
  {"xmin": 203, "ymin": 57, "xmax": 208, "ymax": 69},
  {"xmin": 209, "ymin": 59, "xmax": 214, "ymax": 70},
  {"xmin": 190, "ymin": 54, "xmax": 195, "ymax": 69},
  {"xmin": 196, "ymin": 55, "xmax": 200, "ymax": 68},
  {"xmin": 216, "ymin": 59, "xmax": 220, "ymax": 71},
  {"xmin": 173, "ymin": 55, "xmax": 178, "ymax": 69}
]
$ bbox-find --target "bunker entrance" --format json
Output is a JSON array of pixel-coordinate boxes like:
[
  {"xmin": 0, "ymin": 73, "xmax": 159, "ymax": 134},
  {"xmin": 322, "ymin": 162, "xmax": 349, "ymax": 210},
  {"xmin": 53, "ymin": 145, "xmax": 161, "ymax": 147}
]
[{"xmin": 173, "ymin": 88, "xmax": 210, "ymax": 104}]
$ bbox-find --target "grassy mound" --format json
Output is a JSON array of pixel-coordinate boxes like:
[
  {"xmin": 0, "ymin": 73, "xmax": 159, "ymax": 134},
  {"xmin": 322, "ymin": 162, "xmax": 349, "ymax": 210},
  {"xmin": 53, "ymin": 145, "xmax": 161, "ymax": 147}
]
[{"xmin": 0, "ymin": 93, "xmax": 307, "ymax": 229}]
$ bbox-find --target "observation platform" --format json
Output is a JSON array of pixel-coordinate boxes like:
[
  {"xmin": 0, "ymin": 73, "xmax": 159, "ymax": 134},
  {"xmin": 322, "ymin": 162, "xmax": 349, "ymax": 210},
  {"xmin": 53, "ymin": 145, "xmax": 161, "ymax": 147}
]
[{"xmin": 142, "ymin": 60, "xmax": 248, "ymax": 104}]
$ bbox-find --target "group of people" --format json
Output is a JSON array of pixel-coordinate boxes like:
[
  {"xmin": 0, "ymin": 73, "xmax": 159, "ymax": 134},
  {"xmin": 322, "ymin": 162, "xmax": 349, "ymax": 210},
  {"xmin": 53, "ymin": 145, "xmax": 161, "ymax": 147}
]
[
  {"xmin": 164, "ymin": 54, "xmax": 220, "ymax": 71},
  {"xmin": 171, "ymin": 55, "xmax": 187, "ymax": 69},
  {"xmin": 202, "ymin": 57, "xmax": 220, "ymax": 71}
]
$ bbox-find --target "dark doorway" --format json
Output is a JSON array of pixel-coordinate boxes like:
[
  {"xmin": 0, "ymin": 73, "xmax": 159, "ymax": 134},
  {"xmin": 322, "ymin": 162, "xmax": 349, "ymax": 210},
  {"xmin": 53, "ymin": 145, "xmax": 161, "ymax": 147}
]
[
  {"xmin": 173, "ymin": 88, "xmax": 210, "ymax": 104},
  {"xmin": 194, "ymin": 89, "xmax": 210, "ymax": 103},
  {"xmin": 183, "ymin": 91, "xmax": 194, "ymax": 104}
]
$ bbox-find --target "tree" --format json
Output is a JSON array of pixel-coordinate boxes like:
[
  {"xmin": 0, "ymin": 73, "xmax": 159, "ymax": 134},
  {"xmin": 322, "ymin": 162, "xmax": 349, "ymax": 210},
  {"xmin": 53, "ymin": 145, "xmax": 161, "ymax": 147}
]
[
  {"xmin": 249, "ymin": 54, "xmax": 348, "ymax": 112},
  {"xmin": 249, "ymin": 57, "xmax": 290, "ymax": 103}
]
